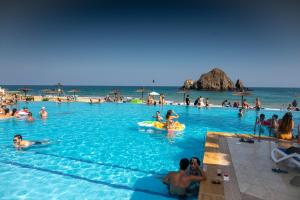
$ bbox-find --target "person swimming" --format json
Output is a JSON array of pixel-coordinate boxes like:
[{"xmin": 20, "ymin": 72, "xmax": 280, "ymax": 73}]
[
  {"xmin": 153, "ymin": 111, "xmax": 163, "ymax": 122},
  {"xmin": 13, "ymin": 134, "xmax": 49, "ymax": 149}
]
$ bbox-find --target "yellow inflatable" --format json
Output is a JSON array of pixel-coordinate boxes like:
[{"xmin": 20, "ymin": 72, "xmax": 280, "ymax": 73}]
[{"xmin": 153, "ymin": 121, "xmax": 185, "ymax": 132}]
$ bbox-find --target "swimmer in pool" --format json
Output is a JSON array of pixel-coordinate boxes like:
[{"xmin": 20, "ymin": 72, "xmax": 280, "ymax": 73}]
[
  {"xmin": 39, "ymin": 107, "xmax": 48, "ymax": 118},
  {"xmin": 153, "ymin": 111, "xmax": 163, "ymax": 122},
  {"xmin": 27, "ymin": 112, "xmax": 34, "ymax": 122},
  {"xmin": 13, "ymin": 135, "xmax": 48, "ymax": 149},
  {"xmin": 163, "ymin": 158, "xmax": 206, "ymax": 198}
]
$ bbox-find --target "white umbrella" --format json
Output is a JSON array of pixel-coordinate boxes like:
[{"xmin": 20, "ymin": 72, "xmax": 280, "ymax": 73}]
[{"xmin": 149, "ymin": 91, "xmax": 160, "ymax": 96}]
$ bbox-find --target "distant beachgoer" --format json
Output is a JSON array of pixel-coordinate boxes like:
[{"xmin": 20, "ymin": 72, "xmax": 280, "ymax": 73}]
[
  {"xmin": 275, "ymin": 112, "xmax": 294, "ymax": 140},
  {"xmin": 39, "ymin": 107, "xmax": 48, "ymax": 118},
  {"xmin": 13, "ymin": 135, "xmax": 49, "ymax": 149},
  {"xmin": 186, "ymin": 95, "xmax": 190, "ymax": 106},
  {"xmin": 11, "ymin": 108, "xmax": 17, "ymax": 116},
  {"xmin": 197, "ymin": 96, "xmax": 205, "ymax": 108},
  {"xmin": 166, "ymin": 110, "xmax": 179, "ymax": 130},
  {"xmin": 287, "ymin": 104, "xmax": 292, "ymax": 111},
  {"xmin": 163, "ymin": 158, "xmax": 206, "ymax": 198},
  {"xmin": 238, "ymin": 109, "xmax": 243, "ymax": 117},
  {"xmin": 233, "ymin": 102, "xmax": 239, "ymax": 108},
  {"xmin": 242, "ymin": 99, "xmax": 249, "ymax": 109},
  {"xmin": 222, "ymin": 100, "xmax": 228, "ymax": 107},
  {"xmin": 194, "ymin": 97, "xmax": 199, "ymax": 106},
  {"xmin": 205, "ymin": 98, "xmax": 209, "ymax": 107},
  {"xmin": 153, "ymin": 111, "xmax": 163, "ymax": 122},
  {"xmin": 27, "ymin": 112, "xmax": 34, "ymax": 122},
  {"xmin": 298, "ymin": 124, "xmax": 300, "ymax": 144},
  {"xmin": 255, "ymin": 98, "xmax": 261, "ymax": 110},
  {"xmin": 292, "ymin": 99, "xmax": 297, "ymax": 108},
  {"xmin": 268, "ymin": 114, "xmax": 279, "ymax": 135}
]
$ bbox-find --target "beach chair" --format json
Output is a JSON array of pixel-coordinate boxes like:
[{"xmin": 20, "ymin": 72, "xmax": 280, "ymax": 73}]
[{"xmin": 271, "ymin": 147, "xmax": 300, "ymax": 168}]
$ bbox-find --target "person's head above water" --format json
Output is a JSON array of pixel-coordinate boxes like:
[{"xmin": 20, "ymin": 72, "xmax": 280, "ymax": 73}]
[
  {"xmin": 259, "ymin": 114, "xmax": 265, "ymax": 120},
  {"xmin": 190, "ymin": 157, "xmax": 200, "ymax": 170},
  {"xmin": 156, "ymin": 111, "xmax": 160, "ymax": 115},
  {"xmin": 272, "ymin": 114, "xmax": 278, "ymax": 119},
  {"xmin": 13, "ymin": 134, "xmax": 22, "ymax": 144},
  {"xmin": 179, "ymin": 158, "xmax": 190, "ymax": 171}
]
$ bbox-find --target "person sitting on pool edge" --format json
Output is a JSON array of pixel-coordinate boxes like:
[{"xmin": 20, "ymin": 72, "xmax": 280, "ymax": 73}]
[
  {"xmin": 153, "ymin": 111, "xmax": 163, "ymax": 122},
  {"xmin": 13, "ymin": 134, "xmax": 48, "ymax": 149},
  {"xmin": 163, "ymin": 158, "xmax": 206, "ymax": 198}
]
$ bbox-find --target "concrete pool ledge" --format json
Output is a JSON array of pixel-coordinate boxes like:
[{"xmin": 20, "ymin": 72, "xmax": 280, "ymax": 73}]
[{"xmin": 199, "ymin": 132, "xmax": 300, "ymax": 200}]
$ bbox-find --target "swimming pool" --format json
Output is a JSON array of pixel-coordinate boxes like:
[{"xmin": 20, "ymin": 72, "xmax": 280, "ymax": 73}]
[{"xmin": 0, "ymin": 102, "xmax": 299, "ymax": 199}]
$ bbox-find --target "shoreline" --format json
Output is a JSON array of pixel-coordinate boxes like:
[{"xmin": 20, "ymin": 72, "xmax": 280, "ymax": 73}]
[{"xmin": 17, "ymin": 95, "xmax": 290, "ymax": 111}]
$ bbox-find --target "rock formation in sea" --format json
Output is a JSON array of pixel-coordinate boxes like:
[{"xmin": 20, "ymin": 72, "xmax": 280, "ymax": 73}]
[{"xmin": 182, "ymin": 68, "xmax": 236, "ymax": 91}]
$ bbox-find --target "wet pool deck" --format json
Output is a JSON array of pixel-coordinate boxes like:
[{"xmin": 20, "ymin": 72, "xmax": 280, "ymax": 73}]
[{"xmin": 199, "ymin": 132, "xmax": 300, "ymax": 200}]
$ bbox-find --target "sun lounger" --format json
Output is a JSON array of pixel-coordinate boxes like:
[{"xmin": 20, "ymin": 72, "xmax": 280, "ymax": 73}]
[{"xmin": 271, "ymin": 147, "xmax": 300, "ymax": 168}]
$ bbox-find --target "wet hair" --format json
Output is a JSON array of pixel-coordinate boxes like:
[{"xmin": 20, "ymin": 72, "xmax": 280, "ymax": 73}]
[
  {"xmin": 28, "ymin": 112, "xmax": 32, "ymax": 116},
  {"xmin": 156, "ymin": 111, "xmax": 160, "ymax": 114},
  {"xmin": 166, "ymin": 110, "xmax": 172, "ymax": 119},
  {"xmin": 14, "ymin": 134, "xmax": 22, "ymax": 140},
  {"xmin": 179, "ymin": 158, "xmax": 190, "ymax": 170},
  {"xmin": 259, "ymin": 114, "xmax": 265, "ymax": 120},
  {"xmin": 278, "ymin": 112, "xmax": 293, "ymax": 133},
  {"xmin": 12, "ymin": 108, "xmax": 17, "ymax": 116},
  {"xmin": 273, "ymin": 114, "xmax": 278, "ymax": 119},
  {"xmin": 190, "ymin": 157, "xmax": 201, "ymax": 166},
  {"xmin": 239, "ymin": 109, "xmax": 242, "ymax": 112},
  {"xmin": 4, "ymin": 108, "xmax": 9, "ymax": 115}
]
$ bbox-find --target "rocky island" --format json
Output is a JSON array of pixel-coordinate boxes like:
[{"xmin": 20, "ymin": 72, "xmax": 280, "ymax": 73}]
[{"xmin": 182, "ymin": 68, "xmax": 244, "ymax": 91}]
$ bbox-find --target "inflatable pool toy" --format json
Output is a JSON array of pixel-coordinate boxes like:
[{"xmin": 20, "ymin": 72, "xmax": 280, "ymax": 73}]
[
  {"xmin": 137, "ymin": 121, "xmax": 156, "ymax": 127},
  {"xmin": 15, "ymin": 110, "xmax": 29, "ymax": 117},
  {"xmin": 131, "ymin": 99, "xmax": 144, "ymax": 104},
  {"xmin": 153, "ymin": 121, "xmax": 185, "ymax": 132},
  {"xmin": 138, "ymin": 121, "xmax": 185, "ymax": 131}
]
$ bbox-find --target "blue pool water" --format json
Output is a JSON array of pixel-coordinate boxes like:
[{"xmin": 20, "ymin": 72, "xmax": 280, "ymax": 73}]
[{"xmin": 0, "ymin": 102, "xmax": 299, "ymax": 199}]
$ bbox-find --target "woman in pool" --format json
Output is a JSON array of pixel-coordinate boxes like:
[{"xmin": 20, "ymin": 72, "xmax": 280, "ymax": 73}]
[
  {"xmin": 275, "ymin": 112, "xmax": 294, "ymax": 140},
  {"xmin": 187, "ymin": 157, "xmax": 205, "ymax": 195},
  {"xmin": 166, "ymin": 110, "xmax": 179, "ymax": 130}
]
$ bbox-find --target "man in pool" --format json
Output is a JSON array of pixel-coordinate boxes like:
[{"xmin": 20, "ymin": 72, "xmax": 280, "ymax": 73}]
[
  {"xmin": 13, "ymin": 135, "xmax": 48, "ymax": 149},
  {"xmin": 163, "ymin": 158, "xmax": 206, "ymax": 198}
]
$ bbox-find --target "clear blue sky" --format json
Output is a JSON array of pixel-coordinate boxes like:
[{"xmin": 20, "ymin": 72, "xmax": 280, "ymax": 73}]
[{"xmin": 0, "ymin": 0, "xmax": 299, "ymax": 87}]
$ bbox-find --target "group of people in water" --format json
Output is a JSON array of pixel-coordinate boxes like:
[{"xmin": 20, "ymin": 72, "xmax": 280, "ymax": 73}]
[
  {"xmin": 153, "ymin": 110, "xmax": 180, "ymax": 130},
  {"xmin": 0, "ymin": 105, "xmax": 48, "ymax": 121},
  {"xmin": 255, "ymin": 112, "xmax": 300, "ymax": 142}
]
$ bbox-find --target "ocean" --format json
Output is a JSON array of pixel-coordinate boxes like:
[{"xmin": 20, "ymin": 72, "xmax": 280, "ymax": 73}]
[{"xmin": 2, "ymin": 85, "xmax": 300, "ymax": 109}]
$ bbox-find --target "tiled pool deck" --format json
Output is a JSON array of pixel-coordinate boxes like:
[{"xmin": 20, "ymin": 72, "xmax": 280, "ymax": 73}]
[{"xmin": 199, "ymin": 132, "xmax": 300, "ymax": 200}]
